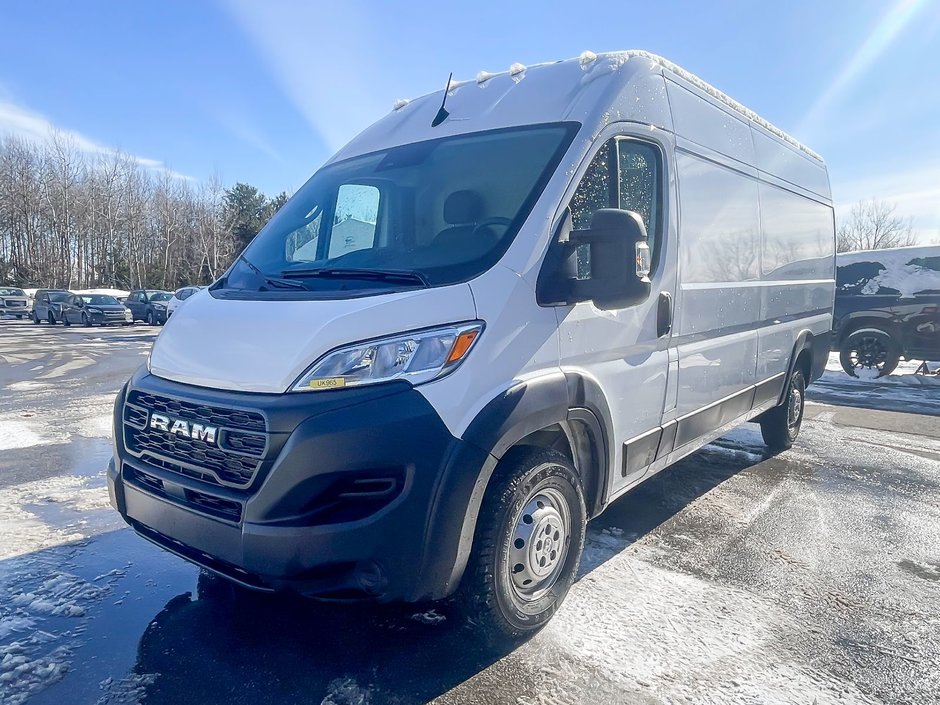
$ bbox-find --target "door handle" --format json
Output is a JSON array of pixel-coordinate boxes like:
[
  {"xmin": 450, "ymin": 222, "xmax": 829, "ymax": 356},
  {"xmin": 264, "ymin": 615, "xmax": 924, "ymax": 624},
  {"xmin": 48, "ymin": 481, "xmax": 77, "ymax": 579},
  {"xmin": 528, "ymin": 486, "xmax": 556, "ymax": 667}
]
[{"xmin": 657, "ymin": 292, "xmax": 673, "ymax": 338}]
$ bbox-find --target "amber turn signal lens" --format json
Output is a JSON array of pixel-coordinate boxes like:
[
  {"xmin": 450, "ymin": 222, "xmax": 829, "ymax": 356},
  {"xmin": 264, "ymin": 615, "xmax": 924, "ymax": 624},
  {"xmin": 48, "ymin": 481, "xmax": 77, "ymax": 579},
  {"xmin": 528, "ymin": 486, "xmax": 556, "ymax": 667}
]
[{"xmin": 446, "ymin": 329, "xmax": 480, "ymax": 364}]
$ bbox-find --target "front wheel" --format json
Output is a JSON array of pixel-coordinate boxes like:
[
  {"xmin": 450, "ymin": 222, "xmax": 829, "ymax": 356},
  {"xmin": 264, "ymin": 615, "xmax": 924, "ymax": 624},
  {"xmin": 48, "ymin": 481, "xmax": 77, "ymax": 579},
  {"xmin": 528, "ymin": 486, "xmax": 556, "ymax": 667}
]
[
  {"xmin": 458, "ymin": 447, "xmax": 586, "ymax": 642},
  {"xmin": 760, "ymin": 369, "xmax": 805, "ymax": 452},
  {"xmin": 839, "ymin": 328, "xmax": 900, "ymax": 378}
]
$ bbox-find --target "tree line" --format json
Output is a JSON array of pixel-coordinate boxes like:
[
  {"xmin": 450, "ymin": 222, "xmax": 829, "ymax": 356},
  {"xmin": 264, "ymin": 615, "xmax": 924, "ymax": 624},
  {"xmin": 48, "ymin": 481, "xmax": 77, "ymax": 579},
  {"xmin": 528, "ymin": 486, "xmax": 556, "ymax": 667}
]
[{"xmin": 0, "ymin": 131, "xmax": 286, "ymax": 290}]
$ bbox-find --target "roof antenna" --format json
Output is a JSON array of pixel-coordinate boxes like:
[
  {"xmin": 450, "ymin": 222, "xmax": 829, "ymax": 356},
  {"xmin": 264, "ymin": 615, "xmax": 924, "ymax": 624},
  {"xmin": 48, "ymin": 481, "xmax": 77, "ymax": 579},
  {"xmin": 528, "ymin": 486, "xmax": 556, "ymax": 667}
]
[{"xmin": 431, "ymin": 72, "xmax": 453, "ymax": 127}]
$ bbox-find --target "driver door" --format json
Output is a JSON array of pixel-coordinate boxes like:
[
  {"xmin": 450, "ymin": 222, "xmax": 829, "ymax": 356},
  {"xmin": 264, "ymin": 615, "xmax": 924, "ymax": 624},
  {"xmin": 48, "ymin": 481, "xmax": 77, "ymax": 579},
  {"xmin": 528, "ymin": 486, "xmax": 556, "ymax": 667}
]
[{"xmin": 555, "ymin": 132, "xmax": 678, "ymax": 495}]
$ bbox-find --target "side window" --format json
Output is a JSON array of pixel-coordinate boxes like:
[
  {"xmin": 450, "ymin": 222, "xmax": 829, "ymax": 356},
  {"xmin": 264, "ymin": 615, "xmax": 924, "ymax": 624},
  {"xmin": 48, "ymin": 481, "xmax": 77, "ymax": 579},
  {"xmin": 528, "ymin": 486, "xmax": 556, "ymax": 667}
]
[
  {"xmin": 285, "ymin": 209, "xmax": 323, "ymax": 262},
  {"xmin": 328, "ymin": 184, "xmax": 380, "ymax": 259},
  {"xmin": 567, "ymin": 138, "xmax": 662, "ymax": 279},
  {"xmin": 618, "ymin": 141, "xmax": 660, "ymax": 256}
]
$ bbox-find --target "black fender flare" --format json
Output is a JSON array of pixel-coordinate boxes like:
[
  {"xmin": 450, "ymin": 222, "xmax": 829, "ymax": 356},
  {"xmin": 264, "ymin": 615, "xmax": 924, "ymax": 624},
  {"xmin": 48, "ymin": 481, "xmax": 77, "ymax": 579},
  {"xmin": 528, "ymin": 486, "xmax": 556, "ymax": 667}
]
[
  {"xmin": 417, "ymin": 371, "xmax": 613, "ymax": 600},
  {"xmin": 781, "ymin": 329, "xmax": 827, "ymax": 400}
]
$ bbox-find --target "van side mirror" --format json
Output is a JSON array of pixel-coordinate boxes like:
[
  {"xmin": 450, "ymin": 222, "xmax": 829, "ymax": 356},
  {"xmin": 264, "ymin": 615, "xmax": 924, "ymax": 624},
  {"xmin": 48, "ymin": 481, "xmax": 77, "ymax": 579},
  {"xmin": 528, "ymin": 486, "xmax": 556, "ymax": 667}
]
[{"xmin": 537, "ymin": 208, "xmax": 652, "ymax": 310}]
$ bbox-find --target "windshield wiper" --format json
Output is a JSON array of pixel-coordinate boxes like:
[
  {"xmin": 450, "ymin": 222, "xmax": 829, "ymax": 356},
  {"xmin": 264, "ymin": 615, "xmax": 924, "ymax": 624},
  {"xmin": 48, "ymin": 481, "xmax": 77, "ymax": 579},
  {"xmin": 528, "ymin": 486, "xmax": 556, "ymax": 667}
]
[
  {"xmin": 239, "ymin": 254, "xmax": 308, "ymax": 291},
  {"xmin": 281, "ymin": 267, "xmax": 430, "ymax": 288}
]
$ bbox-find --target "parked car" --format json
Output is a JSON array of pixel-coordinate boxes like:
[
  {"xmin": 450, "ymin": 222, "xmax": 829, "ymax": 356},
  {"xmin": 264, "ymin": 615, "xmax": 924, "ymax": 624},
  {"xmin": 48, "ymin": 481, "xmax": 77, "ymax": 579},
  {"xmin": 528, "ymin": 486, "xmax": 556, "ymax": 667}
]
[
  {"xmin": 166, "ymin": 286, "xmax": 204, "ymax": 318},
  {"xmin": 0, "ymin": 286, "xmax": 30, "ymax": 318},
  {"xmin": 60, "ymin": 293, "xmax": 133, "ymax": 327},
  {"xmin": 125, "ymin": 290, "xmax": 173, "ymax": 325},
  {"xmin": 834, "ymin": 245, "xmax": 940, "ymax": 377},
  {"xmin": 108, "ymin": 51, "xmax": 835, "ymax": 639},
  {"xmin": 73, "ymin": 288, "xmax": 131, "ymax": 304},
  {"xmin": 32, "ymin": 289, "xmax": 73, "ymax": 324}
]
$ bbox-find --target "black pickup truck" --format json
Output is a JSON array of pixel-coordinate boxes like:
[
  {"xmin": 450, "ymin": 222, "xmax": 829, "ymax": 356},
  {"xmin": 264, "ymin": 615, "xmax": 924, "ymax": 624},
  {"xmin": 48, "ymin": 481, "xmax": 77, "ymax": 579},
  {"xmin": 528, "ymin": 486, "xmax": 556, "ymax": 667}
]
[{"xmin": 834, "ymin": 245, "xmax": 940, "ymax": 377}]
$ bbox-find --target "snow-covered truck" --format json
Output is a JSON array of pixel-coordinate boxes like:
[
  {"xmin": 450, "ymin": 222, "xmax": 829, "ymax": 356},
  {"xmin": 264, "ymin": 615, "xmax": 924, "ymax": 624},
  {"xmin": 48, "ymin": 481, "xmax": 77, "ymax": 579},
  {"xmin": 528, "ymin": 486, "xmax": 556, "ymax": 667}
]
[{"xmin": 835, "ymin": 245, "xmax": 940, "ymax": 377}]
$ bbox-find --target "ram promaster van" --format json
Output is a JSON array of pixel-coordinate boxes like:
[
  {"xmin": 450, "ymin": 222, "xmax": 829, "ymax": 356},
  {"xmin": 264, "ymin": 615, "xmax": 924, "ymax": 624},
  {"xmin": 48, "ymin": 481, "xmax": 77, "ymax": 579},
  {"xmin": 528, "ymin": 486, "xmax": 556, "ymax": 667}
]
[{"xmin": 108, "ymin": 51, "xmax": 835, "ymax": 638}]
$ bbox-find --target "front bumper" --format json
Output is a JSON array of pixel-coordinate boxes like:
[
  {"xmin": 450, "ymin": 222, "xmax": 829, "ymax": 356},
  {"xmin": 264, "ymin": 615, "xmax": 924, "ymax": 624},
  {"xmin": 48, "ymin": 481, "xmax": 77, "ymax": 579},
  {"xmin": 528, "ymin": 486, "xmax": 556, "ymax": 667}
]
[
  {"xmin": 109, "ymin": 369, "xmax": 492, "ymax": 601},
  {"xmin": 90, "ymin": 311, "xmax": 132, "ymax": 325}
]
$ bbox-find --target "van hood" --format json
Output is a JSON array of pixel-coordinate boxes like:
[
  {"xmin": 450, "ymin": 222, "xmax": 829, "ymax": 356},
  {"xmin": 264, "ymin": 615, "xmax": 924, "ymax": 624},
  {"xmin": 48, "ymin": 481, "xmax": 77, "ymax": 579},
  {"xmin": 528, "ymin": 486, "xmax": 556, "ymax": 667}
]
[{"xmin": 148, "ymin": 285, "xmax": 477, "ymax": 393}]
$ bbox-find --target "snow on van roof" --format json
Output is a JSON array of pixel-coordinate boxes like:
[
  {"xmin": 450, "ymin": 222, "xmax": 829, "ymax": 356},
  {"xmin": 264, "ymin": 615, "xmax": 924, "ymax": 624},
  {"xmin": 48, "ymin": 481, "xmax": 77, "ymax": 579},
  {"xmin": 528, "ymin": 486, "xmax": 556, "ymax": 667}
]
[{"xmin": 392, "ymin": 50, "xmax": 821, "ymax": 163}]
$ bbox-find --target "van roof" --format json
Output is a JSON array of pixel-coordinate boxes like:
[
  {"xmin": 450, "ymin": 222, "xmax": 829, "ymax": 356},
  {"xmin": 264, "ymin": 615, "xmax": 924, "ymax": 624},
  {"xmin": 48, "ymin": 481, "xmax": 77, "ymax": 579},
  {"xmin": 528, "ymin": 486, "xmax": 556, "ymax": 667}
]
[{"xmin": 330, "ymin": 50, "xmax": 821, "ymax": 166}]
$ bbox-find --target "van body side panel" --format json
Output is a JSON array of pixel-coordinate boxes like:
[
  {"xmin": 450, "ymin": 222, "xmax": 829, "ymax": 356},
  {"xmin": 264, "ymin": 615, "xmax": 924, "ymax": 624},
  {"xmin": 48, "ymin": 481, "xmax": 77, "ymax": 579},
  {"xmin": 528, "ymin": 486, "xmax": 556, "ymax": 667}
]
[
  {"xmin": 757, "ymin": 181, "xmax": 835, "ymax": 383},
  {"xmin": 673, "ymin": 147, "xmax": 761, "ymax": 417}
]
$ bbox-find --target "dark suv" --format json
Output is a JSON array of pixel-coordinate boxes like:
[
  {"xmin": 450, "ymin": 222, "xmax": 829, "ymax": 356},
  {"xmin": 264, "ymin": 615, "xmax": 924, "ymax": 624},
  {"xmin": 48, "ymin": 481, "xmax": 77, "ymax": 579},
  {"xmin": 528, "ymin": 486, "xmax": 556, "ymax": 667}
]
[
  {"xmin": 126, "ymin": 290, "xmax": 172, "ymax": 325},
  {"xmin": 32, "ymin": 289, "xmax": 73, "ymax": 324},
  {"xmin": 834, "ymin": 245, "xmax": 940, "ymax": 377}
]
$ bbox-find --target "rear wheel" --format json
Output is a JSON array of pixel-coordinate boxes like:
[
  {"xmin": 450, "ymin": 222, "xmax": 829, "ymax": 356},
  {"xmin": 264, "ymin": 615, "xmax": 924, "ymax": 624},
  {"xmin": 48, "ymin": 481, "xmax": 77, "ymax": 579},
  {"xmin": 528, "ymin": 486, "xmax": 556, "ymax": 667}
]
[
  {"xmin": 760, "ymin": 369, "xmax": 805, "ymax": 452},
  {"xmin": 839, "ymin": 328, "xmax": 900, "ymax": 378},
  {"xmin": 458, "ymin": 447, "xmax": 586, "ymax": 642}
]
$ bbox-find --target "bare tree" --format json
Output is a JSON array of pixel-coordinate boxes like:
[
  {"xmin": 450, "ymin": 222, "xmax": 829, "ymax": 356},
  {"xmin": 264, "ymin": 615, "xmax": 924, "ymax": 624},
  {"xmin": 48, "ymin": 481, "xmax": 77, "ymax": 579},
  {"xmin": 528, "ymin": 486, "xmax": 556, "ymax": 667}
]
[{"xmin": 837, "ymin": 198, "xmax": 918, "ymax": 253}]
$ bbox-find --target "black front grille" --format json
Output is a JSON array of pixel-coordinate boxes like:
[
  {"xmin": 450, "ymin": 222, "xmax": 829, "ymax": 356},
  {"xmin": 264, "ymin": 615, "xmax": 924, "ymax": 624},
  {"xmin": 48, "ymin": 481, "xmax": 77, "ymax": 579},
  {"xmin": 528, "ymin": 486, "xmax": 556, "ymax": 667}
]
[{"xmin": 124, "ymin": 390, "xmax": 268, "ymax": 488}]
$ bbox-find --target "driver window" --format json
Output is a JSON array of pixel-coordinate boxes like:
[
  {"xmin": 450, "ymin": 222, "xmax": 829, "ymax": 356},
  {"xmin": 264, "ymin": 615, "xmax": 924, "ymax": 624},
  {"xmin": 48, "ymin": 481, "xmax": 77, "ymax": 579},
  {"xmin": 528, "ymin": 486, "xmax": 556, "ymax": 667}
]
[
  {"xmin": 328, "ymin": 184, "xmax": 380, "ymax": 258},
  {"xmin": 567, "ymin": 138, "xmax": 661, "ymax": 279}
]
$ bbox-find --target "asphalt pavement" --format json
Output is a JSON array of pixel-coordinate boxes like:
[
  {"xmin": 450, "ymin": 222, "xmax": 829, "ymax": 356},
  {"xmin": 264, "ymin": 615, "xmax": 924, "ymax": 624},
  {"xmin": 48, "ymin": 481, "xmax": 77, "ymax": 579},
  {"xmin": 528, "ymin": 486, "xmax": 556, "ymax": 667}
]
[{"xmin": 1, "ymin": 317, "xmax": 938, "ymax": 705}]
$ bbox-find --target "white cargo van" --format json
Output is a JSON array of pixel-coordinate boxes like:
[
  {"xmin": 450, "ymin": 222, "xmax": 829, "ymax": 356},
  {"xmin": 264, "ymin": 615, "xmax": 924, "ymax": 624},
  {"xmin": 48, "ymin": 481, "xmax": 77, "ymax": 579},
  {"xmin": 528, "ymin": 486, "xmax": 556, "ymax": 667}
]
[{"xmin": 108, "ymin": 51, "xmax": 835, "ymax": 638}]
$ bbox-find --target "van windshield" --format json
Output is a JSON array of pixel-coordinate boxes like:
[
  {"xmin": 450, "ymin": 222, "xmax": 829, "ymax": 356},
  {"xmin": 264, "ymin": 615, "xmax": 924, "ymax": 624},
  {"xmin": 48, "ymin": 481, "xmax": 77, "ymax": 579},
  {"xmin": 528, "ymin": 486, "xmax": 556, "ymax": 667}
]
[{"xmin": 221, "ymin": 123, "xmax": 576, "ymax": 295}]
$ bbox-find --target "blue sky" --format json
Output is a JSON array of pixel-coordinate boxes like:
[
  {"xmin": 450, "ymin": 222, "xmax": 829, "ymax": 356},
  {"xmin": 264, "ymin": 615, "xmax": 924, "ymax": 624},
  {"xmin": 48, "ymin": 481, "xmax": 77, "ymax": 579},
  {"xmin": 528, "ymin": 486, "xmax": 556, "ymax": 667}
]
[{"xmin": 1, "ymin": 0, "xmax": 938, "ymax": 238}]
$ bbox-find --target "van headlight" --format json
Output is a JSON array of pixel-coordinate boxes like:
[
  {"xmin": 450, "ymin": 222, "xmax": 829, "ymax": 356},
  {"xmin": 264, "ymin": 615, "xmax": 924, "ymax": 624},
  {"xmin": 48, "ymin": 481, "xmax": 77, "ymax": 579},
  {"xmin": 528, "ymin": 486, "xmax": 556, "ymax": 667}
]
[{"xmin": 291, "ymin": 322, "xmax": 483, "ymax": 392}]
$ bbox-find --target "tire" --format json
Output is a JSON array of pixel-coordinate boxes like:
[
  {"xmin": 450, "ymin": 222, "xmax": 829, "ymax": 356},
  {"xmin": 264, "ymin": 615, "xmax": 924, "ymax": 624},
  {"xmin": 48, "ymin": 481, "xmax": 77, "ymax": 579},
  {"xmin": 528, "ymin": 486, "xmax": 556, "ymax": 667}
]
[
  {"xmin": 839, "ymin": 328, "xmax": 900, "ymax": 378},
  {"xmin": 47, "ymin": 312, "xmax": 56, "ymax": 325},
  {"xmin": 458, "ymin": 447, "xmax": 586, "ymax": 642},
  {"xmin": 32, "ymin": 311, "xmax": 40, "ymax": 324},
  {"xmin": 760, "ymin": 369, "xmax": 806, "ymax": 452}
]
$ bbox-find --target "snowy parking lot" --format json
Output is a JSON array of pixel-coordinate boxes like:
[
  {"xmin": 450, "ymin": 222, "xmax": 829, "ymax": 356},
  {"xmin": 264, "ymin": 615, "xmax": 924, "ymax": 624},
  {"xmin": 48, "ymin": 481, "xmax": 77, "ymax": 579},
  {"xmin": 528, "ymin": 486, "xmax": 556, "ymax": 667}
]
[{"xmin": 1, "ymin": 317, "xmax": 939, "ymax": 705}]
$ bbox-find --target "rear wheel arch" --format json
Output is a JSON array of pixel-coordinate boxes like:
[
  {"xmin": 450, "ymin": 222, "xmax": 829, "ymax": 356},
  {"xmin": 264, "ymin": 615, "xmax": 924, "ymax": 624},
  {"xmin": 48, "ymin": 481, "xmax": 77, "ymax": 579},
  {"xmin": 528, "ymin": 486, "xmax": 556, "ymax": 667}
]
[{"xmin": 837, "ymin": 314, "xmax": 899, "ymax": 343}]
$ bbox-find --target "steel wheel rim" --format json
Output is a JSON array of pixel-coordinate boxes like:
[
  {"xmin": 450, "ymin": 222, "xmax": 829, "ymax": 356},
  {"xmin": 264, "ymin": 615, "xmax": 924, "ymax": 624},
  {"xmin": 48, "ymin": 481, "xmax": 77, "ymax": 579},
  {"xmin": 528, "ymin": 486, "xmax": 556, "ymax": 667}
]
[
  {"xmin": 508, "ymin": 486, "xmax": 571, "ymax": 602},
  {"xmin": 848, "ymin": 335, "xmax": 888, "ymax": 372},
  {"xmin": 788, "ymin": 384, "xmax": 803, "ymax": 429}
]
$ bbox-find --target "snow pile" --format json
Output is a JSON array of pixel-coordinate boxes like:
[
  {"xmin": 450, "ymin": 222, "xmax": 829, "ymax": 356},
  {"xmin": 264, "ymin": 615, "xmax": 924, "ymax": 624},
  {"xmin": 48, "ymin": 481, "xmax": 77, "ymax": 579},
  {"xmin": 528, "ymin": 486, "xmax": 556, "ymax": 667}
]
[
  {"xmin": 409, "ymin": 609, "xmax": 446, "ymax": 625},
  {"xmin": 838, "ymin": 245, "xmax": 940, "ymax": 297},
  {"xmin": 320, "ymin": 677, "xmax": 372, "ymax": 705},
  {"xmin": 0, "ymin": 640, "xmax": 71, "ymax": 705},
  {"xmin": 554, "ymin": 539, "xmax": 883, "ymax": 705},
  {"xmin": 10, "ymin": 572, "xmax": 109, "ymax": 618},
  {"xmin": 96, "ymin": 673, "xmax": 158, "ymax": 705},
  {"xmin": 0, "ymin": 561, "xmax": 124, "ymax": 705},
  {"xmin": 0, "ymin": 473, "xmax": 116, "ymax": 561},
  {"xmin": 0, "ymin": 420, "xmax": 52, "ymax": 452},
  {"xmin": 860, "ymin": 261, "xmax": 940, "ymax": 297}
]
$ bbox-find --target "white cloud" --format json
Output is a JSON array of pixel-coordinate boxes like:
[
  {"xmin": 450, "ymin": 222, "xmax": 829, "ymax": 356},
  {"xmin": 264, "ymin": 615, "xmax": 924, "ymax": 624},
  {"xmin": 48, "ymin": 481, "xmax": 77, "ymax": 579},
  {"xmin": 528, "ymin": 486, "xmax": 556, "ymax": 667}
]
[
  {"xmin": 0, "ymin": 99, "xmax": 192, "ymax": 180},
  {"xmin": 223, "ymin": 0, "xmax": 389, "ymax": 152}
]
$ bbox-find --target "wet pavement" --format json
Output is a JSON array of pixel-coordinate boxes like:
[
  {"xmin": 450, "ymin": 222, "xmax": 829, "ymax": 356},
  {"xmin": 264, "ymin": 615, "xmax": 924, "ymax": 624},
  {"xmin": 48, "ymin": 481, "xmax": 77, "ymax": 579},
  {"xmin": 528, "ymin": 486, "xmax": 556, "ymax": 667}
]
[{"xmin": 1, "ymin": 318, "xmax": 938, "ymax": 705}]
